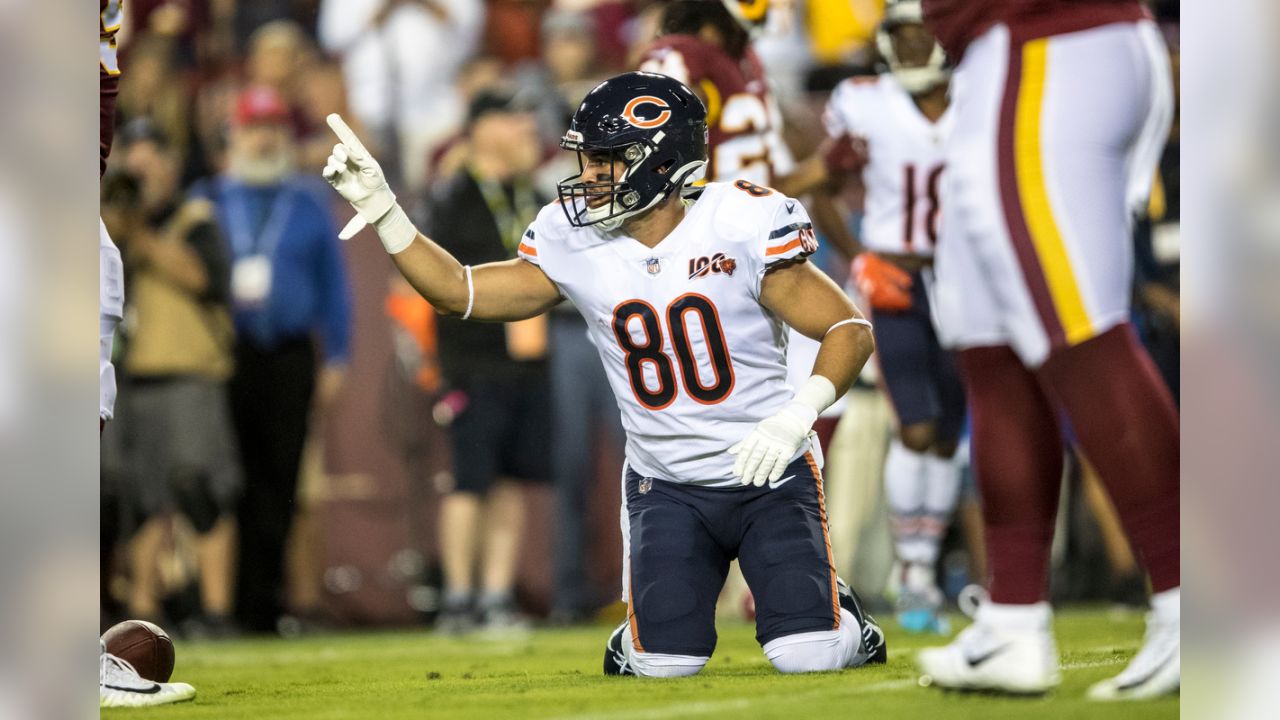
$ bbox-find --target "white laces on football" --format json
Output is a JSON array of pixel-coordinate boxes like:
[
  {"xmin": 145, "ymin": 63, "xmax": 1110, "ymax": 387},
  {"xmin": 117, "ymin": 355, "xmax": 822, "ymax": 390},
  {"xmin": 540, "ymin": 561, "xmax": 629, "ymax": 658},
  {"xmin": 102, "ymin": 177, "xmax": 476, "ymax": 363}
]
[{"xmin": 100, "ymin": 652, "xmax": 154, "ymax": 690}]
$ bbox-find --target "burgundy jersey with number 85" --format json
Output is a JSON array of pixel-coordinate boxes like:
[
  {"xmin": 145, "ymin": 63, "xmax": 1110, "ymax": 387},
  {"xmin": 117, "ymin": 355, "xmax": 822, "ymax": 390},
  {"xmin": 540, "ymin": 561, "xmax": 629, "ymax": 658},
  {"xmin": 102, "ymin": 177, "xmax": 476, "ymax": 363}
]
[{"xmin": 640, "ymin": 34, "xmax": 795, "ymax": 188}]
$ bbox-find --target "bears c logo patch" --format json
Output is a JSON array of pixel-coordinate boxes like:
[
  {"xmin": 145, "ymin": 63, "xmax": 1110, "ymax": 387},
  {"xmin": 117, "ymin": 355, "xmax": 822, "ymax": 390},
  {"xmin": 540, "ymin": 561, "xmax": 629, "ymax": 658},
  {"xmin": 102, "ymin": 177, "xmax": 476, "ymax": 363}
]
[{"xmin": 622, "ymin": 96, "xmax": 671, "ymax": 129}]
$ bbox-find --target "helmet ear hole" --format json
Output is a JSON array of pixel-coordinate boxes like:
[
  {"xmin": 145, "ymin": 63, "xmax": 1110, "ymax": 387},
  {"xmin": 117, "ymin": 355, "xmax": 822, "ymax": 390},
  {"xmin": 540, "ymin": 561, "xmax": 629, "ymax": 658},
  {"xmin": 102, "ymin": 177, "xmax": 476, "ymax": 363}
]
[{"xmin": 654, "ymin": 159, "xmax": 674, "ymax": 175}]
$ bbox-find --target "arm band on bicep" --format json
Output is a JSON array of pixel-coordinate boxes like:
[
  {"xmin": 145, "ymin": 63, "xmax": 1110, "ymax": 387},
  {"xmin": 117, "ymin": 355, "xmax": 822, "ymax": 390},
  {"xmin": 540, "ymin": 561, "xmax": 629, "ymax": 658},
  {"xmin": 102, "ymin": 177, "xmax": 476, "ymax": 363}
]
[
  {"xmin": 462, "ymin": 265, "xmax": 475, "ymax": 320},
  {"xmin": 825, "ymin": 317, "xmax": 872, "ymax": 337}
]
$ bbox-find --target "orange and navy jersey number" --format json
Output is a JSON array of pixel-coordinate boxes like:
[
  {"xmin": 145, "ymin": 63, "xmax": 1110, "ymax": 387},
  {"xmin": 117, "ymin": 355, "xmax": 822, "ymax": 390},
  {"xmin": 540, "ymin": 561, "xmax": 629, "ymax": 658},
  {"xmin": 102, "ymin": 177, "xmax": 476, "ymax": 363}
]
[{"xmin": 612, "ymin": 294, "xmax": 734, "ymax": 410}]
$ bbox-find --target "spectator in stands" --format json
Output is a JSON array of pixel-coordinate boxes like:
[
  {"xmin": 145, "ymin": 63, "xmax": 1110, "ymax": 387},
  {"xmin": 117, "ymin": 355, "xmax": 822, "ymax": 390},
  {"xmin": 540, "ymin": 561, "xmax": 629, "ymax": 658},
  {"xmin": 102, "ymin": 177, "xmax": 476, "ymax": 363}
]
[
  {"xmin": 507, "ymin": 8, "xmax": 625, "ymax": 624},
  {"xmin": 229, "ymin": 0, "xmax": 322, "ymax": 53},
  {"xmin": 318, "ymin": 0, "xmax": 485, "ymax": 192},
  {"xmin": 245, "ymin": 20, "xmax": 313, "ymax": 123},
  {"xmin": 103, "ymin": 119, "xmax": 240, "ymax": 637},
  {"xmin": 515, "ymin": 9, "xmax": 605, "ymax": 177},
  {"xmin": 193, "ymin": 86, "xmax": 352, "ymax": 634},
  {"xmin": 425, "ymin": 54, "xmax": 506, "ymax": 184},
  {"xmin": 294, "ymin": 60, "xmax": 355, "ymax": 180},
  {"xmin": 113, "ymin": 34, "xmax": 203, "ymax": 183},
  {"xmin": 555, "ymin": 0, "xmax": 635, "ymax": 70},
  {"xmin": 418, "ymin": 90, "xmax": 549, "ymax": 633},
  {"xmin": 123, "ymin": 0, "xmax": 207, "ymax": 69}
]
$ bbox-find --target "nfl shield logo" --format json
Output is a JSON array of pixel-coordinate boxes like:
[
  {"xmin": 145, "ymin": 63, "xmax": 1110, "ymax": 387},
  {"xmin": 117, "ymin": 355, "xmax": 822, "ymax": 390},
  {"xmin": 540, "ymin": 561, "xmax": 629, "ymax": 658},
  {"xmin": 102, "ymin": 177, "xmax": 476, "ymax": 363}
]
[
  {"xmin": 645, "ymin": 257, "xmax": 661, "ymax": 275},
  {"xmin": 638, "ymin": 477, "xmax": 653, "ymax": 494}
]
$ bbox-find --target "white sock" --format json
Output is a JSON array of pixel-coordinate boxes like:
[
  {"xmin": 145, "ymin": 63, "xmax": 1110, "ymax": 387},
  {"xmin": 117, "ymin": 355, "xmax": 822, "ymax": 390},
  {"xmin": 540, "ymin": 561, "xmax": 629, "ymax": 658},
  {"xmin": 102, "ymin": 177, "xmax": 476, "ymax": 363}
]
[
  {"xmin": 922, "ymin": 450, "xmax": 963, "ymax": 518},
  {"xmin": 904, "ymin": 562, "xmax": 937, "ymax": 594},
  {"xmin": 912, "ymin": 450, "xmax": 962, "ymax": 568},
  {"xmin": 885, "ymin": 440, "xmax": 928, "ymax": 562},
  {"xmin": 762, "ymin": 608, "xmax": 866, "ymax": 673},
  {"xmin": 1151, "ymin": 587, "xmax": 1179, "ymax": 624},
  {"xmin": 622, "ymin": 628, "xmax": 708, "ymax": 677},
  {"xmin": 979, "ymin": 601, "xmax": 1053, "ymax": 634}
]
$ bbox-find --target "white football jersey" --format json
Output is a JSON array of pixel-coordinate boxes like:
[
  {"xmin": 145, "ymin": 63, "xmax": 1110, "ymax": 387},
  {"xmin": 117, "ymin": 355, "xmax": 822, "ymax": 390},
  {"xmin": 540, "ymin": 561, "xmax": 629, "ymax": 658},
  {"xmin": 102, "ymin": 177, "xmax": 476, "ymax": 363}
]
[
  {"xmin": 100, "ymin": 218, "xmax": 124, "ymax": 420},
  {"xmin": 519, "ymin": 182, "xmax": 818, "ymax": 487},
  {"xmin": 824, "ymin": 74, "xmax": 953, "ymax": 257}
]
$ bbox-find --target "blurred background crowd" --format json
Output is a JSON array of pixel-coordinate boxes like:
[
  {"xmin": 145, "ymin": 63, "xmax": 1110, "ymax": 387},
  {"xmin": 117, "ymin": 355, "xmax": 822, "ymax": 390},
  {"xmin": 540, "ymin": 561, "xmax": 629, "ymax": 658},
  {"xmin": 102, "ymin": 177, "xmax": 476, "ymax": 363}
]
[{"xmin": 99, "ymin": 0, "xmax": 1180, "ymax": 639}]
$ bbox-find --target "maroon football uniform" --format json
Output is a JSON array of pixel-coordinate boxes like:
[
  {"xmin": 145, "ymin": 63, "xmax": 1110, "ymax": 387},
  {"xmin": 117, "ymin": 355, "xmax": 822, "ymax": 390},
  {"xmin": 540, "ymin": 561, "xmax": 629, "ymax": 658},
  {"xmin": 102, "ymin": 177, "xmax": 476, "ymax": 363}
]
[
  {"xmin": 100, "ymin": 0, "xmax": 123, "ymax": 177},
  {"xmin": 922, "ymin": 0, "xmax": 1148, "ymax": 61}
]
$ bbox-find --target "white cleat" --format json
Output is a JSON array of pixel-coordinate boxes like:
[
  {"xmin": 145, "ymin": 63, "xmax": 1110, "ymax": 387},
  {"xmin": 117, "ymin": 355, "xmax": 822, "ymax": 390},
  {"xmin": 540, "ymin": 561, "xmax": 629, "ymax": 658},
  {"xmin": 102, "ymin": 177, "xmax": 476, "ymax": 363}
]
[
  {"xmin": 1088, "ymin": 612, "xmax": 1180, "ymax": 700},
  {"xmin": 917, "ymin": 602, "xmax": 1061, "ymax": 695},
  {"xmin": 100, "ymin": 649, "xmax": 196, "ymax": 708}
]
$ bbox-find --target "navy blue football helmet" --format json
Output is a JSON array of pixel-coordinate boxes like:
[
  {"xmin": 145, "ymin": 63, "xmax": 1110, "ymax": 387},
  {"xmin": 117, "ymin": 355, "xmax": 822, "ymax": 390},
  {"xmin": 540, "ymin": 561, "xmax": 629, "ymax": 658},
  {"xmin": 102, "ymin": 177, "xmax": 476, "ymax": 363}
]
[{"xmin": 557, "ymin": 71, "xmax": 708, "ymax": 231}]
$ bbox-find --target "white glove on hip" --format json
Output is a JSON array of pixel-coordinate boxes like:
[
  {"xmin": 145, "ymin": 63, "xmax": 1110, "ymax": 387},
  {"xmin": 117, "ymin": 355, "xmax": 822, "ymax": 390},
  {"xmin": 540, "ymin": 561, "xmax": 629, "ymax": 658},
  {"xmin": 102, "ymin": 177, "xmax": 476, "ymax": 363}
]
[
  {"xmin": 729, "ymin": 401, "xmax": 818, "ymax": 487},
  {"xmin": 322, "ymin": 113, "xmax": 398, "ymax": 241}
]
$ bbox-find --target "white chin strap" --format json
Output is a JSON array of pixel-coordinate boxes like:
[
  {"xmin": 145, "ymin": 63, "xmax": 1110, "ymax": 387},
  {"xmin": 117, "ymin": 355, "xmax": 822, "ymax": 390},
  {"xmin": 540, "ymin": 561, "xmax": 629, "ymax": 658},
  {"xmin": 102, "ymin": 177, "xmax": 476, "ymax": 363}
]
[
  {"xmin": 892, "ymin": 65, "xmax": 950, "ymax": 94},
  {"xmin": 586, "ymin": 198, "xmax": 630, "ymax": 231},
  {"xmin": 590, "ymin": 188, "xmax": 668, "ymax": 232},
  {"xmin": 876, "ymin": 17, "xmax": 950, "ymax": 96}
]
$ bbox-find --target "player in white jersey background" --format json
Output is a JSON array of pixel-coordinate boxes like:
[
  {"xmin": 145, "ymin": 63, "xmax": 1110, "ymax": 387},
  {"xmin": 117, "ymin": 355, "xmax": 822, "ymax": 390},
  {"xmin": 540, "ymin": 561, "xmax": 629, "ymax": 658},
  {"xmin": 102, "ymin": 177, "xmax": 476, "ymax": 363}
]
[
  {"xmin": 821, "ymin": 0, "xmax": 963, "ymax": 635},
  {"xmin": 323, "ymin": 70, "xmax": 887, "ymax": 677}
]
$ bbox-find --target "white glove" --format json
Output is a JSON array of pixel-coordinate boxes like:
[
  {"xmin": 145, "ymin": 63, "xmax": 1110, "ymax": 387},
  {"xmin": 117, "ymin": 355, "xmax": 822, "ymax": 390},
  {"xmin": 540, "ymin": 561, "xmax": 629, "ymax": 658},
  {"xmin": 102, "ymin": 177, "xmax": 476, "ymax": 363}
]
[
  {"xmin": 729, "ymin": 402, "xmax": 817, "ymax": 487},
  {"xmin": 322, "ymin": 113, "xmax": 399, "ymax": 242},
  {"xmin": 730, "ymin": 375, "xmax": 838, "ymax": 487}
]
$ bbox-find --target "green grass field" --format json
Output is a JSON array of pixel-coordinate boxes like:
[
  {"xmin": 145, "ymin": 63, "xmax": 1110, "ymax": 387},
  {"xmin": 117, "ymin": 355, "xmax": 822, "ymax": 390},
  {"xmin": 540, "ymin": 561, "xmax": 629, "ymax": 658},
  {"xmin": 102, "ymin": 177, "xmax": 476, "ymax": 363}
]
[{"xmin": 106, "ymin": 607, "xmax": 1178, "ymax": 719}]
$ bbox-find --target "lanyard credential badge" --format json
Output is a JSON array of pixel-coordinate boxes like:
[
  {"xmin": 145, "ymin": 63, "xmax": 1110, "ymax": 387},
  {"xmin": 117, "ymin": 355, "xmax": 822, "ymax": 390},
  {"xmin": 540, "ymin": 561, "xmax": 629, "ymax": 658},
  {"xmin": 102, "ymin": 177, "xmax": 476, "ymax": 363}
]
[{"xmin": 231, "ymin": 254, "xmax": 272, "ymax": 309}]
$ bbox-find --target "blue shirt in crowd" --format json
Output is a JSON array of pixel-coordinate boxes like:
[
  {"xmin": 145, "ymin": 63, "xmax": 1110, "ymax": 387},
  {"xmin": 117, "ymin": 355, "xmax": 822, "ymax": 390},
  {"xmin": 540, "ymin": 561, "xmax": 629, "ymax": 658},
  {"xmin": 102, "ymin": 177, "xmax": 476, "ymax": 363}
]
[{"xmin": 193, "ymin": 175, "xmax": 352, "ymax": 364}]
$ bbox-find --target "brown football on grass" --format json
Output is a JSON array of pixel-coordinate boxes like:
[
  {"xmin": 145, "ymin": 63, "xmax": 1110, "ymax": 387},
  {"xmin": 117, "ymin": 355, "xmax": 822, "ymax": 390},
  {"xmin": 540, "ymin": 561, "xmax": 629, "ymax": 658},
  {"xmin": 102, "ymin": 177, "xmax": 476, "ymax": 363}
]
[{"xmin": 102, "ymin": 620, "xmax": 175, "ymax": 683}]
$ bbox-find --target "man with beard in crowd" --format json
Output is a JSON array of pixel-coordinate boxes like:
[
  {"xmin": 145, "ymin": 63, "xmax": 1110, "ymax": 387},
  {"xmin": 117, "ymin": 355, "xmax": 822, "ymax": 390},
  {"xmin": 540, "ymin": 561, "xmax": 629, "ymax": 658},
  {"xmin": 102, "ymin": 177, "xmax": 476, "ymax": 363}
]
[{"xmin": 194, "ymin": 86, "xmax": 352, "ymax": 635}]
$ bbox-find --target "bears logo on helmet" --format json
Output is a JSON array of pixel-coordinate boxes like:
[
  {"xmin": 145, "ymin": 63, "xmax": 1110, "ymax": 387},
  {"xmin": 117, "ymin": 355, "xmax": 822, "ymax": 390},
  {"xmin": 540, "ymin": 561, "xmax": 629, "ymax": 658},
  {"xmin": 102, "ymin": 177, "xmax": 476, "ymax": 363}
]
[{"xmin": 621, "ymin": 96, "xmax": 672, "ymax": 129}]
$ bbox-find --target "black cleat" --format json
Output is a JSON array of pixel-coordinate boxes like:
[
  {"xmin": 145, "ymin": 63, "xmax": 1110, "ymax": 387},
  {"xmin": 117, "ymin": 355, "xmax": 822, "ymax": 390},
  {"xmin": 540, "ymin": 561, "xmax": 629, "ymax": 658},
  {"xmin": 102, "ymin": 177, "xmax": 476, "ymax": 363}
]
[
  {"xmin": 603, "ymin": 621, "xmax": 634, "ymax": 676},
  {"xmin": 837, "ymin": 577, "xmax": 888, "ymax": 665}
]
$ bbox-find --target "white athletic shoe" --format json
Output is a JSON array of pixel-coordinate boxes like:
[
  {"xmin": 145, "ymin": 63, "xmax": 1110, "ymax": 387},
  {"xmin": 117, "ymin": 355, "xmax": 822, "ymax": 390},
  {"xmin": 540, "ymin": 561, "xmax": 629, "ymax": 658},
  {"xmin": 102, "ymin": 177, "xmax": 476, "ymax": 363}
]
[
  {"xmin": 99, "ymin": 649, "xmax": 196, "ymax": 708},
  {"xmin": 917, "ymin": 602, "xmax": 1061, "ymax": 695},
  {"xmin": 1088, "ymin": 612, "xmax": 1180, "ymax": 700}
]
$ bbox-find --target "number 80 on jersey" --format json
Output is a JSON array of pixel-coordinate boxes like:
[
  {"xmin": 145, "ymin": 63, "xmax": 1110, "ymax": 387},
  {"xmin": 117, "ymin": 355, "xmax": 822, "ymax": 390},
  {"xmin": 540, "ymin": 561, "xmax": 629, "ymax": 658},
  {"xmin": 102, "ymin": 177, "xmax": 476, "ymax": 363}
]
[{"xmin": 612, "ymin": 294, "xmax": 735, "ymax": 410}]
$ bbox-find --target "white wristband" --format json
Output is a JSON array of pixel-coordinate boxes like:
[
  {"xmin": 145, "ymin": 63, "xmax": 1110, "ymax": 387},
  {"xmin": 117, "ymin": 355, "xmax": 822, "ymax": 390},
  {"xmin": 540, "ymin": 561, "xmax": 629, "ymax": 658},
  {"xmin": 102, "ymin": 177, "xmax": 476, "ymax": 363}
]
[
  {"xmin": 826, "ymin": 317, "xmax": 872, "ymax": 337},
  {"xmin": 462, "ymin": 265, "xmax": 475, "ymax": 320},
  {"xmin": 373, "ymin": 203, "xmax": 417, "ymax": 255},
  {"xmin": 793, "ymin": 375, "xmax": 838, "ymax": 417}
]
